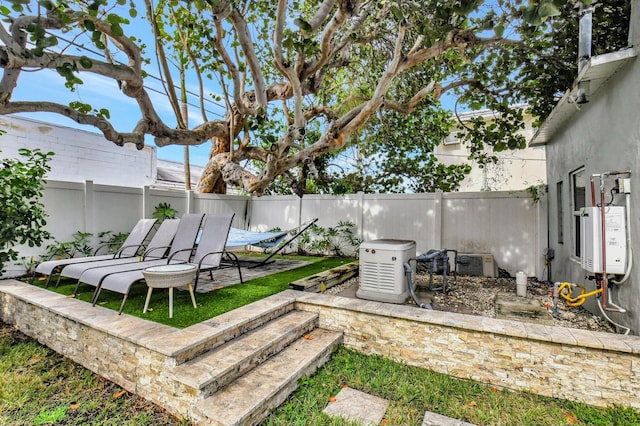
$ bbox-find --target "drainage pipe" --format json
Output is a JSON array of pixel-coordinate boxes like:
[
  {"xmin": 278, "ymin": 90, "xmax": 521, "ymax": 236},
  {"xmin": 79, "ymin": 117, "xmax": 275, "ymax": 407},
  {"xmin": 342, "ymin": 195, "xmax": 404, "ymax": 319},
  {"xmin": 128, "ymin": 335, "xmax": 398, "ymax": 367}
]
[{"xmin": 404, "ymin": 261, "xmax": 432, "ymax": 310}]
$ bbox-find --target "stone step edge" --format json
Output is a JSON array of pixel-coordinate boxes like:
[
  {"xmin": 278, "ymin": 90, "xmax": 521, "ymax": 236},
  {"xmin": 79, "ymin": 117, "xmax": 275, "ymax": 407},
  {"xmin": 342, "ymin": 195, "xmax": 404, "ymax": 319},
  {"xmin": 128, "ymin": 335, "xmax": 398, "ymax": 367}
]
[
  {"xmin": 193, "ymin": 328, "xmax": 343, "ymax": 426},
  {"xmin": 169, "ymin": 310, "xmax": 319, "ymax": 396},
  {"xmin": 161, "ymin": 294, "xmax": 299, "ymax": 365}
]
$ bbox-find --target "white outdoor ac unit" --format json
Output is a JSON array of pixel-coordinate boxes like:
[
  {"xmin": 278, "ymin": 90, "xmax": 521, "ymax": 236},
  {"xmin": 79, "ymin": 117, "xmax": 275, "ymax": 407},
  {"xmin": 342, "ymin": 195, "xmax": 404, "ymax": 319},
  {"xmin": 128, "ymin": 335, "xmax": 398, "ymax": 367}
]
[
  {"xmin": 357, "ymin": 239, "xmax": 416, "ymax": 303},
  {"xmin": 456, "ymin": 254, "xmax": 498, "ymax": 277},
  {"xmin": 580, "ymin": 206, "xmax": 626, "ymax": 274}
]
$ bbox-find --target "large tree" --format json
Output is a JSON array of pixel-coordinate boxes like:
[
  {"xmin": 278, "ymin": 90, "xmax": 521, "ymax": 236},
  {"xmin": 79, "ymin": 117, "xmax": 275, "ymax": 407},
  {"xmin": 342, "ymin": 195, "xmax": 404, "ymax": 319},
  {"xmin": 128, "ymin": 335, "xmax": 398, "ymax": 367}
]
[{"xmin": 0, "ymin": 0, "xmax": 615, "ymax": 196}]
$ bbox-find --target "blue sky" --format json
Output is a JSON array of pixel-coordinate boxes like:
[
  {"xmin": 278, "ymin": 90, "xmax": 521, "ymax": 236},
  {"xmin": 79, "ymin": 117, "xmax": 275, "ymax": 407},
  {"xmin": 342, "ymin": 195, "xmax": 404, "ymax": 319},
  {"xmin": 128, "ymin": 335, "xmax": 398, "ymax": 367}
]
[
  {"xmin": 12, "ymin": 64, "xmax": 225, "ymax": 167},
  {"xmin": 6, "ymin": 5, "xmax": 227, "ymax": 167}
]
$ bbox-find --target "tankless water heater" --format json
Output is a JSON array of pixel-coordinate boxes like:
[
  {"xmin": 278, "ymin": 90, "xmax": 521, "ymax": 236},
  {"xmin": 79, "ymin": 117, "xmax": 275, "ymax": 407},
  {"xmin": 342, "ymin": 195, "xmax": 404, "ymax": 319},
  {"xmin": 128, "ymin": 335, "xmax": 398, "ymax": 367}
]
[{"xmin": 580, "ymin": 206, "xmax": 627, "ymax": 274}]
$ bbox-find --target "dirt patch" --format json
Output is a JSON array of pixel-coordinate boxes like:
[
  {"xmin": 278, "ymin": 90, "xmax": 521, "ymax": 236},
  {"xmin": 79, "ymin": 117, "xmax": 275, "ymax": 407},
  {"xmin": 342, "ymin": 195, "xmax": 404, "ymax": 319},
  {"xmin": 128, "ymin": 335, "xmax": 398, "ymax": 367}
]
[{"xmin": 329, "ymin": 274, "xmax": 617, "ymax": 334}]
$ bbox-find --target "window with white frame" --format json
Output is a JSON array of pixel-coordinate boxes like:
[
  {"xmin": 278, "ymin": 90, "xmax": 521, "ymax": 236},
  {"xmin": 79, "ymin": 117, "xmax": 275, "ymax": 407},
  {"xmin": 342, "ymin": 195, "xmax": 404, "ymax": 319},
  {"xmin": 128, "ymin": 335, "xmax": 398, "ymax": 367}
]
[
  {"xmin": 442, "ymin": 133, "xmax": 460, "ymax": 145},
  {"xmin": 571, "ymin": 168, "xmax": 586, "ymax": 258}
]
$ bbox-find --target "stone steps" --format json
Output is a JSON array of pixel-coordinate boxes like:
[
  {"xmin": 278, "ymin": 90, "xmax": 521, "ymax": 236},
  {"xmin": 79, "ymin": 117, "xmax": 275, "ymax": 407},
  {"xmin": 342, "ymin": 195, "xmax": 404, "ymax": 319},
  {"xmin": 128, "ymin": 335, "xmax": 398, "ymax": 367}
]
[
  {"xmin": 169, "ymin": 310, "xmax": 319, "ymax": 398},
  {"xmin": 166, "ymin": 294, "xmax": 297, "ymax": 366},
  {"xmin": 163, "ymin": 300, "xmax": 343, "ymax": 426},
  {"xmin": 192, "ymin": 327, "xmax": 342, "ymax": 426}
]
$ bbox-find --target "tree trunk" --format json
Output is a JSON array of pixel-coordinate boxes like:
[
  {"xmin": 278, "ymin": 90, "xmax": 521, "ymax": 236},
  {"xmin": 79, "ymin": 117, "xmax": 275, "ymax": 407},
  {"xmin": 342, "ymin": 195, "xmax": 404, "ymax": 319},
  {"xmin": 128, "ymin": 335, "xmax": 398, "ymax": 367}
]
[
  {"xmin": 196, "ymin": 161, "xmax": 227, "ymax": 193},
  {"xmin": 196, "ymin": 133, "xmax": 231, "ymax": 194}
]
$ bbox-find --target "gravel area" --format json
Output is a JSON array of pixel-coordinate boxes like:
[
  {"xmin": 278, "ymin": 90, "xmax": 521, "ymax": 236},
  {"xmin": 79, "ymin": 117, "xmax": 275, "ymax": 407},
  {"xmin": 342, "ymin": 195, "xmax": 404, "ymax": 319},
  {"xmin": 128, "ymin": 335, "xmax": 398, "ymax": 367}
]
[{"xmin": 328, "ymin": 274, "xmax": 617, "ymax": 334}]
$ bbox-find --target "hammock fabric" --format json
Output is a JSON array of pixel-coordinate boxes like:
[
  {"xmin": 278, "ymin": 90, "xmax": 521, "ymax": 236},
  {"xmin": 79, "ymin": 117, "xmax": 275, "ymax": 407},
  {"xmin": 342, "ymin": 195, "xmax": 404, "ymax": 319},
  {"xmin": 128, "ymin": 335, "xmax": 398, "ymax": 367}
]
[
  {"xmin": 223, "ymin": 218, "xmax": 318, "ymax": 267},
  {"xmin": 226, "ymin": 228, "xmax": 289, "ymax": 248}
]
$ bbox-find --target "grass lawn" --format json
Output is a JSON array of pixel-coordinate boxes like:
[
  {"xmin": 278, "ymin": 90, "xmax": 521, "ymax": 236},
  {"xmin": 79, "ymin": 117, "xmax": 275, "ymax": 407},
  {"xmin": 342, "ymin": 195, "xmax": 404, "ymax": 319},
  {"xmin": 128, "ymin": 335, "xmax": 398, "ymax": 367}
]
[
  {"xmin": 29, "ymin": 255, "xmax": 351, "ymax": 328},
  {"xmin": 0, "ymin": 323, "xmax": 188, "ymax": 425},
  {"xmin": 264, "ymin": 347, "xmax": 640, "ymax": 425}
]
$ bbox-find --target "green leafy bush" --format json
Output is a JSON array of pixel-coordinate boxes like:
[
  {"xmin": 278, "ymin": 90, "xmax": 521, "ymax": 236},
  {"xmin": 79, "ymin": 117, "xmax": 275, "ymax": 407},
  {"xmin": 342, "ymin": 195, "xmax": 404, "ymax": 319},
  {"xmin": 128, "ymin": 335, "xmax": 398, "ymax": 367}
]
[
  {"xmin": 298, "ymin": 221, "xmax": 361, "ymax": 257},
  {"xmin": 152, "ymin": 202, "xmax": 178, "ymax": 223},
  {"xmin": 97, "ymin": 230, "xmax": 130, "ymax": 254},
  {"xmin": 42, "ymin": 231, "xmax": 94, "ymax": 260},
  {"xmin": 0, "ymin": 148, "xmax": 54, "ymax": 274}
]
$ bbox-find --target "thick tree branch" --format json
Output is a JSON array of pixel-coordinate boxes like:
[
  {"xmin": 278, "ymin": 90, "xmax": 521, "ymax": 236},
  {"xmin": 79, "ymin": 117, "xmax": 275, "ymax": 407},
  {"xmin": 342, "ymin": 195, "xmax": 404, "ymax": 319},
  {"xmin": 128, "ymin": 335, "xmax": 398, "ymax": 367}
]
[
  {"xmin": 382, "ymin": 82, "xmax": 440, "ymax": 113},
  {"xmin": 303, "ymin": 4, "xmax": 349, "ymax": 77},
  {"xmin": 0, "ymin": 101, "xmax": 145, "ymax": 147},
  {"xmin": 273, "ymin": 0, "xmax": 289, "ymax": 76},
  {"xmin": 213, "ymin": 17, "xmax": 253, "ymax": 115},
  {"xmin": 146, "ymin": 0, "xmax": 184, "ymax": 129},
  {"xmin": 339, "ymin": 23, "xmax": 408, "ymax": 139},
  {"xmin": 229, "ymin": 9, "xmax": 267, "ymax": 109},
  {"xmin": 308, "ymin": 0, "xmax": 337, "ymax": 32}
]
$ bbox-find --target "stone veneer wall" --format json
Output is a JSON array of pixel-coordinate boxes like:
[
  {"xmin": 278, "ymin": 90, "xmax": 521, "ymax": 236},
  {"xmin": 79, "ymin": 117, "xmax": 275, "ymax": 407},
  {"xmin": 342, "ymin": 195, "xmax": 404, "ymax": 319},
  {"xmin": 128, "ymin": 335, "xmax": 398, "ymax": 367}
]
[
  {"xmin": 295, "ymin": 292, "xmax": 640, "ymax": 409},
  {"xmin": 0, "ymin": 281, "xmax": 299, "ymax": 423},
  {"xmin": 2, "ymin": 281, "xmax": 640, "ymax": 413}
]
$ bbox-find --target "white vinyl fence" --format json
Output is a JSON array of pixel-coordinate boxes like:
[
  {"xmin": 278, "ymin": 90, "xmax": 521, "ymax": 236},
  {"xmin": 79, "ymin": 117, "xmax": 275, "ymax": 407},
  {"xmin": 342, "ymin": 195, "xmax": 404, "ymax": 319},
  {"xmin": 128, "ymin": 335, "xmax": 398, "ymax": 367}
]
[
  {"xmin": 4, "ymin": 180, "xmax": 547, "ymax": 279},
  {"xmin": 250, "ymin": 192, "xmax": 547, "ymax": 277}
]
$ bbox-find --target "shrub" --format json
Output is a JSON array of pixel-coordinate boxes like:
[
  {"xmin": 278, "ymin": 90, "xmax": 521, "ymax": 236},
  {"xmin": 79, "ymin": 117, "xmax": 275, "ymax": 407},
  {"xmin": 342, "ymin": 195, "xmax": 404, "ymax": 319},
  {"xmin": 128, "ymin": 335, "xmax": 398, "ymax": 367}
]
[
  {"xmin": 298, "ymin": 221, "xmax": 361, "ymax": 257},
  {"xmin": 42, "ymin": 231, "xmax": 94, "ymax": 260},
  {"xmin": 152, "ymin": 202, "xmax": 178, "ymax": 223},
  {"xmin": 0, "ymin": 148, "xmax": 54, "ymax": 274}
]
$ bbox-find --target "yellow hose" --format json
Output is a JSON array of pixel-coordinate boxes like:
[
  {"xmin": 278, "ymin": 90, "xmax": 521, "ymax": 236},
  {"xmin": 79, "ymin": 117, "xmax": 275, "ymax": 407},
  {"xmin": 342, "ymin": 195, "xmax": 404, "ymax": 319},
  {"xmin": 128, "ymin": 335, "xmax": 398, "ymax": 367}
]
[{"xmin": 558, "ymin": 282, "xmax": 602, "ymax": 307}]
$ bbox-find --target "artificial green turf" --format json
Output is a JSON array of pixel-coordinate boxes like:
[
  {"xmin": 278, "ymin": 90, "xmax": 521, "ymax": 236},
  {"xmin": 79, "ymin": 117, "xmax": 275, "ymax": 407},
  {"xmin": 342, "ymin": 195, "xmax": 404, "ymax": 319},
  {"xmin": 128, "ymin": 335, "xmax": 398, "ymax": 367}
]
[{"xmin": 31, "ymin": 256, "xmax": 353, "ymax": 329}]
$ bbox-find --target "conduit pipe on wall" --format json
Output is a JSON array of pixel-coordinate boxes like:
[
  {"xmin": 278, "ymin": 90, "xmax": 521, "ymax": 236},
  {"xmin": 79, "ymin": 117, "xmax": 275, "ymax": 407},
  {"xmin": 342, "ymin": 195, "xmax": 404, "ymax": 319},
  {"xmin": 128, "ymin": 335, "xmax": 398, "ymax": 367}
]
[
  {"xmin": 597, "ymin": 299, "xmax": 631, "ymax": 334},
  {"xmin": 576, "ymin": 2, "xmax": 594, "ymax": 104},
  {"xmin": 598, "ymin": 173, "xmax": 611, "ymax": 310}
]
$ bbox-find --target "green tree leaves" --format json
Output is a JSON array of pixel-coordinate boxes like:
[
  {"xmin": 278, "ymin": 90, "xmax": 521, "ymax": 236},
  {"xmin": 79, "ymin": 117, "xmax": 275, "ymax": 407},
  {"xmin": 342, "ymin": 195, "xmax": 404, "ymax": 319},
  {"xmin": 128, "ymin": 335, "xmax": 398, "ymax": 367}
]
[{"xmin": 0, "ymin": 148, "xmax": 54, "ymax": 274}]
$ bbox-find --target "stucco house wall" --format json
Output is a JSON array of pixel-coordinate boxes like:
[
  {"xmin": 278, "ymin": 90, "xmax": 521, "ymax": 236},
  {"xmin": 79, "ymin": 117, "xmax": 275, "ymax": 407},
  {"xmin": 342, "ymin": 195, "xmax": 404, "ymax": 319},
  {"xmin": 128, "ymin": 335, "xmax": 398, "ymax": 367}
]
[
  {"xmin": 539, "ymin": 1, "xmax": 640, "ymax": 334},
  {"xmin": 0, "ymin": 115, "xmax": 156, "ymax": 187},
  {"xmin": 436, "ymin": 110, "xmax": 546, "ymax": 192}
]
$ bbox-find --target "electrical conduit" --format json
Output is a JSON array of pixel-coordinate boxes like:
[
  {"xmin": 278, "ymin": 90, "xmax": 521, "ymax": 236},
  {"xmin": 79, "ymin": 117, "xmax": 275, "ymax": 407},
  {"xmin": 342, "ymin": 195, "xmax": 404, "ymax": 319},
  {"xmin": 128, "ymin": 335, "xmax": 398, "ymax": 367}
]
[{"xmin": 404, "ymin": 261, "xmax": 432, "ymax": 310}]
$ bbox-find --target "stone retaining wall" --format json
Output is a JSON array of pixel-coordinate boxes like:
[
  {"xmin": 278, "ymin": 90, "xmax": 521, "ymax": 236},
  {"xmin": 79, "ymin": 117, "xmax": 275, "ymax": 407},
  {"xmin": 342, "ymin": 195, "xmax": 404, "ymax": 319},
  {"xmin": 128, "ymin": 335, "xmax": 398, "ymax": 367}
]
[
  {"xmin": 2, "ymin": 280, "xmax": 639, "ymax": 412},
  {"xmin": 295, "ymin": 292, "xmax": 640, "ymax": 409},
  {"xmin": 0, "ymin": 281, "xmax": 300, "ymax": 422}
]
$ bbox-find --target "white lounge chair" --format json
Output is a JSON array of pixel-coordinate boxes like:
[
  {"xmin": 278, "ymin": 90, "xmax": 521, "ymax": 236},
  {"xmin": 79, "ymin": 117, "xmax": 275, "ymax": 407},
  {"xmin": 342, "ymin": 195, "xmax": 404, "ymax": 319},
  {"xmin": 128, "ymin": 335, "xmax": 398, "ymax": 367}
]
[
  {"xmin": 91, "ymin": 213, "xmax": 240, "ymax": 314},
  {"xmin": 72, "ymin": 213, "xmax": 205, "ymax": 310},
  {"xmin": 56, "ymin": 218, "xmax": 181, "ymax": 289},
  {"xmin": 33, "ymin": 218, "xmax": 157, "ymax": 287}
]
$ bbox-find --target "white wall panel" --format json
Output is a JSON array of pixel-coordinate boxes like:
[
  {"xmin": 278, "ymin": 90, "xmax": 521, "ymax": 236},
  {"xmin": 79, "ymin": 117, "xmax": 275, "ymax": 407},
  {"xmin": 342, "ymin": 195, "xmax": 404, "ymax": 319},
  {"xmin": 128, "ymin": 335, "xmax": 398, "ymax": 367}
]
[
  {"xmin": 249, "ymin": 195, "xmax": 303, "ymax": 231},
  {"xmin": 441, "ymin": 192, "xmax": 538, "ymax": 276},
  {"xmin": 361, "ymin": 193, "xmax": 440, "ymax": 254},
  {"xmin": 192, "ymin": 193, "xmax": 249, "ymax": 229}
]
